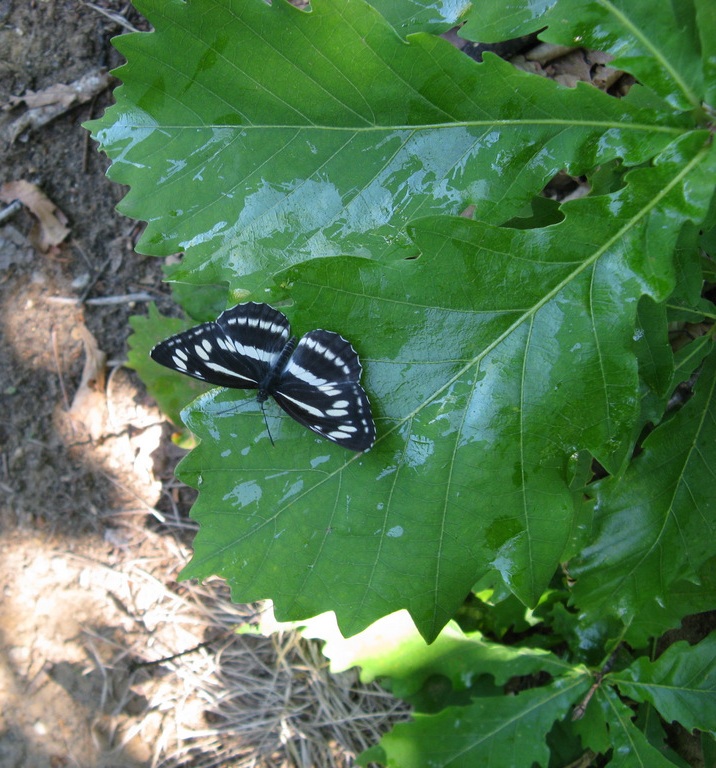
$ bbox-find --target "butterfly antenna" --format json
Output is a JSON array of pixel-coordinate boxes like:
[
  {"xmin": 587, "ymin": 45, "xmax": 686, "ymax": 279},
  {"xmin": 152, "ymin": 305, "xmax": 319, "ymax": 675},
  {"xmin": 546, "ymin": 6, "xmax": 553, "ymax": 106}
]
[{"xmin": 261, "ymin": 402, "xmax": 275, "ymax": 446}]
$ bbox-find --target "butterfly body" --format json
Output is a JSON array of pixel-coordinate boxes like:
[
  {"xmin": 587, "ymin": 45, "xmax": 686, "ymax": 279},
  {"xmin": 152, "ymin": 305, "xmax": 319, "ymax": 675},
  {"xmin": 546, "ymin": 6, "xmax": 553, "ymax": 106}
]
[
  {"xmin": 151, "ymin": 302, "xmax": 375, "ymax": 452},
  {"xmin": 256, "ymin": 334, "xmax": 297, "ymax": 404}
]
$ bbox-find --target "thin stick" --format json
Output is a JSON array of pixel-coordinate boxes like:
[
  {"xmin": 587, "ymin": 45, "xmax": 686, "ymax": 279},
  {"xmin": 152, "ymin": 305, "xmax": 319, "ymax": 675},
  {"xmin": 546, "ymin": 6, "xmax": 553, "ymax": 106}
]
[
  {"xmin": 128, "ymin": 640, "xmax": 215, "ymax": 672},
  {"xmin": 51, "ymin": 325, "xmax": 71, "ymax": 412},
  {"xmin": 572, "ymin": 649, "xmax": 618, "ymax": 720},
  {"xmin": 0, "ymin": 199, "xmax": 22, "ymax": 224},
  {"xmin": 81, "ymin": 1, "xmax": 140, "ymax": 32},
  {"xmin": 47, "ymin": 292, "xmax": 154, "ymax": 306},
  {"xmin": 79, "ymin": 253, "xmax": 113, "ymax": 303}
]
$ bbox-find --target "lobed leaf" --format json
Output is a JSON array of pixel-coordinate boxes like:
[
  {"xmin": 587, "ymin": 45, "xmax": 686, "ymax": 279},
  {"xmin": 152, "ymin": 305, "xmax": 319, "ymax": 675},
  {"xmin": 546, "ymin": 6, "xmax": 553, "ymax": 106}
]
[
  {"xmin": 177, "ymin": 134, "xmax": 715, "ymax": 640},
  {"xmin": 302, "ymin": 611, "xmax": 571, "ymax": 698},
  {"xmin": 611, "ymin": 634, "xmax": 716, "ymax": 733},
  {"xmin": 463, "ymin": 0, "xmax": 705, "ymax": 112},
  {"xmin": 631, "ymin": 297, "xmax": 673, "ymax": 440},
  {"xmin": 85, "ymin": 0, "xmax": 691, "ymax": 293},
  {"xmin": 571, "ymin": 349, "xmax": 716, "ymax": 626},
  {"xmin": 595, "ymin": 687, "xmax": 681, "ymax": 768},
  {"xmin": 623, "ymin": 558, "xmax": 716, "ymax": 648},
  {"xmin": 371, "ymin": 674, "xmax": 589, "ymax": 768}
]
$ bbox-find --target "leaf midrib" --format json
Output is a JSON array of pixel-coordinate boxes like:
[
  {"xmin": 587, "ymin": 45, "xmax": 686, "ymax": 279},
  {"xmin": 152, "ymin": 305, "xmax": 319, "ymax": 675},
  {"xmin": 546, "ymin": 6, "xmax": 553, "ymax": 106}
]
[{"xmin": 108, "ymin": 119, "xmax": 685, "ymax": 135}]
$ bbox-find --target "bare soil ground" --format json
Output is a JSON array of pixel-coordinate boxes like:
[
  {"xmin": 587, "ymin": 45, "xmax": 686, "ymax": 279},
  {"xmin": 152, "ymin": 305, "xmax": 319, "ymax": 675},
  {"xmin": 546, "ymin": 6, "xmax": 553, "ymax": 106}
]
[{"xmin": 0, "ymin": 2, "xmax": 406, "ymax": 766}]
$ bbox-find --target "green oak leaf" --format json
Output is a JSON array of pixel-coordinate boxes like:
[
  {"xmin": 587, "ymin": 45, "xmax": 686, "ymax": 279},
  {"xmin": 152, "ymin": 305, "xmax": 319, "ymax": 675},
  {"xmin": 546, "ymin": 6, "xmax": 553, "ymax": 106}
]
[
  {"xmin": 631, "ymin": 296, "xmax": 673, "ymax": 441},
  {"xmin": 570, "ymin": 697, "xmax": 612, "ymax": 758},
  {"xmin": 673, "ymin": 336, "xmax": 715, "ymax": 391},
  {"xmin": 463, "ymin": 0, "xmax": 704, "ymax": 112},
  {"xmin": 611, "ymin": 634, "xmax": 716, "ymax": 732},
  {"xmin": 595, "ymin": 687, "xmax": 680, "ymax": 768},
  {"xmin": 176, "ymin": 135, "xmax": 715, "ymax": 641},
  {"xmin": 370, "ymin": 674, "xmax": 589, "ymax": 768},
  {"xmin": 667, "ymin": 223, "xmax": 707, "ymax": 321},
  {"xmin": 570, "ymin": 349, "xmax": 716, "ymax": 627},
  {"xmin": 85, "ymin": 0, "xmax": 691, "ymax": 293},
  {"xmin": 301, "ymin": 611, "xmax": 570, "ymax": 698},
  {"xmin": 623, "ymin": 557, "xmax": 716, "ymax": 648}
]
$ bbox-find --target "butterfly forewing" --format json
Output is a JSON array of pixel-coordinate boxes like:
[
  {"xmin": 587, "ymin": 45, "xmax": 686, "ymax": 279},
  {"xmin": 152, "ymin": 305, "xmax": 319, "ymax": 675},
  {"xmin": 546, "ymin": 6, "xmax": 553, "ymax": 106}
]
[
  {"xmin": 150, "ymin": 302, "xmax": 290, "ymax": 389},
  {"xmin": 216, "ymin": 302, "xmax": 291, "ymax": 384}
]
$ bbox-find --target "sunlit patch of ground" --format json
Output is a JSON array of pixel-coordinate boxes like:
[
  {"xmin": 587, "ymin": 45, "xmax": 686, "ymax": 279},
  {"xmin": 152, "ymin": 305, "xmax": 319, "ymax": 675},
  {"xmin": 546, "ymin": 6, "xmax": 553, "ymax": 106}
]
[
  {"xmin": 0, "ymin": 527, "xmax": 407, "ymax": 767},
  {"xmin": 0, "ymin": 350, "xmax": 407, "ymax": 767}
]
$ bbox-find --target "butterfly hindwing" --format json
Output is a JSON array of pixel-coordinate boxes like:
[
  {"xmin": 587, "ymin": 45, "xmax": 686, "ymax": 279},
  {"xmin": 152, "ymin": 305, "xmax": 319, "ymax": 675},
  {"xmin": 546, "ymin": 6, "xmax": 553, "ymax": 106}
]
[
  {"xmin": 273, "ymin": 380, "xmax": 375, "ymax": 451},
  {"xmin": 273, "ymin": 330, "xmax": 376, "ymax": 451}
]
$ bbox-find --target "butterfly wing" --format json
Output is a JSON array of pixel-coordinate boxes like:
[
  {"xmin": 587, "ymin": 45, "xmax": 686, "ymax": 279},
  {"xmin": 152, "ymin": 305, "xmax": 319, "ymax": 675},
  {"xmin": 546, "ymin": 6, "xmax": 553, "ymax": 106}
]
[
  {"xmin": 272, "ymin": 330, "xmax": 376, "ymax": 452},
  {"xmin": 150, "ymin": 302, "xmax": 291, "ymax": 389}
]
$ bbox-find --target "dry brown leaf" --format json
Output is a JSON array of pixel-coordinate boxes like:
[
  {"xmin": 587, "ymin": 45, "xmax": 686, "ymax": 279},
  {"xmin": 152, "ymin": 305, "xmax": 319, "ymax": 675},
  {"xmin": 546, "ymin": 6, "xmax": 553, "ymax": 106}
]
[
  {"xmin": 0, "ymin": 179, "xmax": 70, "ymax": 251},
  {"xmin": 1, "ymin": 68, "xmax": 112, "ymax": 142},
  {"xmin": 10, "ymin": 83, "xmax": 80, "ymax": 110},
  {"xmin": 68, "ymin": 325, "xmax": 108, "ymax": 441}
]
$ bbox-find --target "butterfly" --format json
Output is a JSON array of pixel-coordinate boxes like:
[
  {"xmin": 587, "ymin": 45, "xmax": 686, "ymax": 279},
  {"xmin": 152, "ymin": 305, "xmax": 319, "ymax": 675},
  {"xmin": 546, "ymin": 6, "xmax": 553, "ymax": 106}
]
[{"xmin": 150, "ymin": 302, "xmax": 376, "ymax": 452}]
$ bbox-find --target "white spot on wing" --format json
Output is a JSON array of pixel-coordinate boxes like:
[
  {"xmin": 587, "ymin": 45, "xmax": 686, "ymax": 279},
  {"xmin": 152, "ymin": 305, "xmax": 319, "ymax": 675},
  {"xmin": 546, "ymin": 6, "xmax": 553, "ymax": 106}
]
[
  {"xmin": 206, "ymin": 362, "xmax": 257, "ymax": 382},
  {"xmin": 278, "ymin": 392, "xmax": 325, "ymax": 418},
  {"xmin": 284, "ymin": 361, "xmax": 328, "ymax": 386},
  {"xmin": 327, "ymin": 430, "xmax": 352, "ymax": 439}
]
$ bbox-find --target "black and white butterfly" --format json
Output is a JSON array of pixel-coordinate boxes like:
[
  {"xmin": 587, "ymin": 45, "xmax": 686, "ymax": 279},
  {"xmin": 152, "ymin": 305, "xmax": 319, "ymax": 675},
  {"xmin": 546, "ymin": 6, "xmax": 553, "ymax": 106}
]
[{"xmin": 151, "ymin": 302, "xmax": 376, "ymax": 452}]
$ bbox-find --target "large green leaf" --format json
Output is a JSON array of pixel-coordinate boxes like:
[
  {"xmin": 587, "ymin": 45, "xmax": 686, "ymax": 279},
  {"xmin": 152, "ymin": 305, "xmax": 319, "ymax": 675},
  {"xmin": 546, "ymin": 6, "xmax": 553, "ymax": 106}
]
[
  {"xmin": 301, "ymin": 611, "xmax": 570, "ymax": 698},
  {"xmin": 623, "ymin": 557, "xmax": 716, "ymax": 648},
  {"xmin": 594, "ymin": 688, "xmax": 681, "ymax": 768},
  {"xmin": 177, "ymin": 135, "xmax": 715, "ymax": 641},
  {"xmin": 463, "ymin": 0, "xmax": 704, "ymax": 112},
  {"xmin": 369, "ymin": 674, "xmax": 589, "ymax": 768},
  {"xmin": 571, "ymin": 349, "xmax": 716, "ymax": 626},
  {"xmin": 611, "ymin": 634, "xmax": 716, "ymax": 733},
  {"xmin": 85, "ymin": 0, "xmax": 691, "ymax": 293}
]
